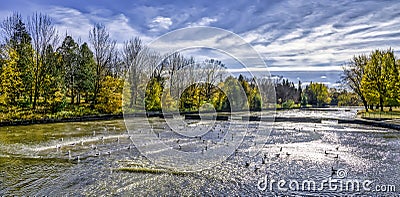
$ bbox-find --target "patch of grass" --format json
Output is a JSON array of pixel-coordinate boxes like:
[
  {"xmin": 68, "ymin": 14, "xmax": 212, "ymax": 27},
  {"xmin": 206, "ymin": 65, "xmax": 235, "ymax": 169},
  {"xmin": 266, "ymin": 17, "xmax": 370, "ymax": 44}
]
[
  {"xmin": 359, "ymin": 108, "xmax": 400, "ymax": 120},
  {"xmin": 117, "ymin": 167, "xmax": 189, "ymax": 176},
  {"xmin": 361, "ymin": 112, "xmax": 400, "ymax": 120},
  {"xmin": 382, "ymin": 135, "xmax": 400, "ymax": 139}
]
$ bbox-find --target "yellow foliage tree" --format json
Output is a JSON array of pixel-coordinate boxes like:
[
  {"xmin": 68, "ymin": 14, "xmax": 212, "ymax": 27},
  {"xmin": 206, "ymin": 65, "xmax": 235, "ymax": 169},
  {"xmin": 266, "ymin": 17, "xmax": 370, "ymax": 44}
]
[
  {"xmin": 95, "ymin": 76, "xmax": 124, "ymax": 114},
  {"xmin": 0, "ymin": 48, "xmax": 24, "ymax": 107}
]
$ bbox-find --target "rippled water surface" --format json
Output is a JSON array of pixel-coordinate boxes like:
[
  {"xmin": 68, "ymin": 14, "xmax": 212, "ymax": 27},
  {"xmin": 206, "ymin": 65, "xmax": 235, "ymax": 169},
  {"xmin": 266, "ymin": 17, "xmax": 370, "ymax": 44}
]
[{"xmin": 0, "ymin": 109, "xmax": 399, "ymax": 195}]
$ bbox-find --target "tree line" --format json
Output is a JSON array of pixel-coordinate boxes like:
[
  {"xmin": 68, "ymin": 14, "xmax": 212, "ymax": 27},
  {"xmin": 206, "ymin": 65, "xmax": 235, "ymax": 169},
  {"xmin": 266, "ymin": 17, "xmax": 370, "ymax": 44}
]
[
  {"xmin": 0, "ymin": 12, "xmax": 274, "ymax": 120},
  {"xmin": 274, "ymin": 77, "xmax": 359, "ymax": 108},
  {"xmin": 0, "ymin": 12, "xmax": 128, "ymax": 120}
]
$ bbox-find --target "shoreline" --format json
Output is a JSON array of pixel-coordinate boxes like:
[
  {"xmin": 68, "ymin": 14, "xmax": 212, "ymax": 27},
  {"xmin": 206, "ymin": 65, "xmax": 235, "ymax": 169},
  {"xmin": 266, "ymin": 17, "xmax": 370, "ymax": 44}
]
[{"xmin": 0, "ymin": 109, "xmax": 399, "ymax": 131}]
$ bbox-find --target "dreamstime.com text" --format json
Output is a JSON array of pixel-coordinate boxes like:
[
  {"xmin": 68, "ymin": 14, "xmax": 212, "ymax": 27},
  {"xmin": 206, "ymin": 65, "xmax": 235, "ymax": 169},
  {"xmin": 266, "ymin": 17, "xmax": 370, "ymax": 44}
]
[{"xmin": 257, "ymin": 172, "xmax": 396, "ymax": 193}]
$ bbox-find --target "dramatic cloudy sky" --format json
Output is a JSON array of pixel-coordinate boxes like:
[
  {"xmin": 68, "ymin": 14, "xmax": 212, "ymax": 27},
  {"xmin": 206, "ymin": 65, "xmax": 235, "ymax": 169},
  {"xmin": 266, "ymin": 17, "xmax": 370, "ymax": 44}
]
[{"xmin": 1, "ymin": 0, "xmax": 400, "ymax": 77}]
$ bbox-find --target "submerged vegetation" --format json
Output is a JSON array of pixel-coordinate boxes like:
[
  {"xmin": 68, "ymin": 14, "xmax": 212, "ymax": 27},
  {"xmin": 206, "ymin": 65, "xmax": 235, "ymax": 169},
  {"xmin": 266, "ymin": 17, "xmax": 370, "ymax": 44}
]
[{"xmin": 117, "ymin": 167, "xmax": 189, "ymax": 176}]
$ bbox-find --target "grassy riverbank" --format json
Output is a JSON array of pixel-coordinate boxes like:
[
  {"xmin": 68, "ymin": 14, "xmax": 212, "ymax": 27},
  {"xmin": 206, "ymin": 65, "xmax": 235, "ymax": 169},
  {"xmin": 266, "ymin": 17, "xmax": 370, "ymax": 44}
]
[
  {"xmin": 359, "ymin": 107, "xmax": 400, "ymax": 120},
  {"xmin": 0, "ymin": 104, "xmax": 122, "ymax": 124}
]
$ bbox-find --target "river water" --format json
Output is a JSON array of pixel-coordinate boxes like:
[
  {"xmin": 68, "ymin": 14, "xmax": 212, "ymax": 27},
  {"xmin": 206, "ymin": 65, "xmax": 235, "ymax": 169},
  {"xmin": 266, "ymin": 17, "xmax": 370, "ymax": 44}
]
[{"xmin": 0, "ymin": 109, "xmax": 399, "ymax": 195}]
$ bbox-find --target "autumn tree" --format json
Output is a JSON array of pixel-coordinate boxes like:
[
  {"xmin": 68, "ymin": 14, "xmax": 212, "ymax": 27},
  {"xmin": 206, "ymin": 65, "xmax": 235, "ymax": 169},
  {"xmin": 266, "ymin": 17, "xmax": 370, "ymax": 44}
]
[
  {"xmin": 0, "ymin": 48, "xmax": 23, "ymax": 107},
  {"xmin": 342, "ymin": 55, "xmax": 369, "ymax": 111},
  {"xmin": 1, "ymin": 12, "xmax": 34, "ymax": 105},
  {"xmin": 28, "ymin": 12, "xmax": 59, "ymax": 109},
  {"xmin": 304, "ymin": 82, "xmax": 331, "ymax": 107},
  {"xmin": 361, "ymin": 49, "xmax": 398, "ymax": 111},
  {"xmin": 89, "ymin": 23, "xmax": 116, "ymax": 105},
  {"xmin": 123, "ymin": 37, "xmax": 144, "ymax": 108}
]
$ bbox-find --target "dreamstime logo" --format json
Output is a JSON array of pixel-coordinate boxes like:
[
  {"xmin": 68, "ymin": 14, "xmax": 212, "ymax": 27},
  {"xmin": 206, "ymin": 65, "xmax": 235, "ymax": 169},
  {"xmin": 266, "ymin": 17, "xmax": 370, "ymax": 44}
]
[
  {"xmin": 336, "ymin": 168, "xmax": 347, "ymax": 179},
  {"xmin": 122, "ymin": 27, "xmax": 276, "ymax": 171}
]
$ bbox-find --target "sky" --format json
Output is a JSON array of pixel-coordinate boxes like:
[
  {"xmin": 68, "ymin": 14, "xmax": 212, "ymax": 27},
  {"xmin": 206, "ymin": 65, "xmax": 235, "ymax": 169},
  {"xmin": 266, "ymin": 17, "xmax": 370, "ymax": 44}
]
[{"xmin": 1, "ymin": 0, "xmax": 400, "ymax": 86}]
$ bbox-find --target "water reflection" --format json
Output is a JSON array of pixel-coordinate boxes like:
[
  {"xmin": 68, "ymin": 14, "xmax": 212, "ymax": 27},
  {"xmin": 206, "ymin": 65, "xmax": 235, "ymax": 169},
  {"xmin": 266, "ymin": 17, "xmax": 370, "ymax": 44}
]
[{"xmin": 0, "ymin": 110, "xmax": 398, "ymax": 195}]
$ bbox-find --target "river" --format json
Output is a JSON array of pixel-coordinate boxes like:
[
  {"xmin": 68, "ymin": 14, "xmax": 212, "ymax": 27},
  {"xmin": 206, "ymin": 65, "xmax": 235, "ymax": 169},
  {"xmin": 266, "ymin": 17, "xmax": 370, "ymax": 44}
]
[{"xmin": 0, "ymin": 109, "xmax": 399, "ymax": 195}]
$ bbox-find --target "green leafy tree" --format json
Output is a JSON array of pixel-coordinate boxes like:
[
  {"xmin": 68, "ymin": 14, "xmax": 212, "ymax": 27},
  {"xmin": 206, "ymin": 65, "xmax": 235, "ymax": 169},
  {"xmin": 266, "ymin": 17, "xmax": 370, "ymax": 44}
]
[
  {"xmin": 338, "ymin": 90, "xmax": 361, "ymax": 106},
  {"xmin": 362, "ymin": 49, "xmax": 398, "ymax": 111},
  {"xmin": 77, "ymin": 42, "xmax": 96, "ymax": 103},
  {"xmin": 145, "ymin": 78, "xmax": 162, "ymax": 111},
  {"xmin": 305, "ymin": 82, "xmax": 331, "ymax": 107},
  {"xmin": 42, "ymin": 45, "xmax": 65, "ymax": 112},
  {"xmin": 223, "ymin": 76, "xmax": 248, "ymax": 111},
  {"xmin": 58, "ymin": 35, "xmax": 79, "ymax": 104}
]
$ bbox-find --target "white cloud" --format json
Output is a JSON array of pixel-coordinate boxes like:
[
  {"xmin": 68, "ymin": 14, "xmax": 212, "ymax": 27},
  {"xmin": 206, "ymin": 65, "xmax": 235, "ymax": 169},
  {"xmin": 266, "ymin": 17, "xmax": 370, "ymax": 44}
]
[
  {"xmin": 46, "ymin": 6, "xmax": 152, "ymax": 49},
  {"xmin": 187, "ymin": 17, "xmax": 217, "ymax": 27},
  {"xmin": 227, "ymin": 65, "xmax": 343, "ymax": 72},
  {"xmin": 148, "ymin": 16, "xmax": 173, "ymax": 32}
]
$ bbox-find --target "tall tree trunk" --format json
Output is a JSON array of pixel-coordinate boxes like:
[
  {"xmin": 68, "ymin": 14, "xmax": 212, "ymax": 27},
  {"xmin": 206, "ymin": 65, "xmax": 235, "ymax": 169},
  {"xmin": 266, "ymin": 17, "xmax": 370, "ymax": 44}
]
[{"xmin": 362, "ymin": 99, "xmax": 368, "ymax": 112}]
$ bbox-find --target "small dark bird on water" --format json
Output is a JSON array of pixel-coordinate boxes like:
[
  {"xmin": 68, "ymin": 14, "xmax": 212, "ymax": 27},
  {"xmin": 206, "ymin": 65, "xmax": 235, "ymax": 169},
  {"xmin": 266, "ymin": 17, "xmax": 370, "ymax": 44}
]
[
  {"xmin": 286, "ymin": 152, "xmax": 291, "ymax": 156},
  {"xmin": 254, "ymin": 165, "xmax": 260, "ymax": 173},
  {"xmin": 275, "ymin": 153, "xmax": 280, "ymax": 158},
  {"xmin": 334, "ymin": 154, "xmax": 339, "ymax": 159},
  {"xmin": 324, "ymin": 150, "xmax": 329, "ymax": 155},
  {"xmin": 279, "ymin": 147, "xmax": 283, "ymax": 152},
  {"xmin": 178, "ymin": 145, "xmax": 182, "ymax": 150},
  {"xmin": 261, "ymin": 158, "xmax": 265, "ymax": 164},
  {"xmin": 335, "ymin": 146, "xmax": 339, "ymax": 151},
  {"xmin": 331, "ymin": 167, "xmax": 337, "ymax": 176},
  {"xmin": 245, "ymin": 161, "xmax": 250, "ymax": 168}
]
